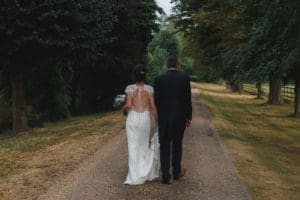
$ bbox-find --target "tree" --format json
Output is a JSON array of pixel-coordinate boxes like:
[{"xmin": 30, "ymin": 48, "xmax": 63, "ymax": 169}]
[
  {"xmin": 284, "ymin": 48, "xmax": 300, "ymax": 116},
  {"xmin": 172, "ymin": 0, "xmax": 245, "ymax": 89},
  {"xmin": 0, "ymin": 0, "xmax": 114, "ymax": 132},
  {"xmin": 231, "ymin": 0, "xmax": 299, "ymax": 107},
  {"xmin": 69, "ymin": 0, "xmax": 162, "ymax": 114},
  {"xmin": 171, "ymin": 0, "xmax": 300, "ymax": 116}
]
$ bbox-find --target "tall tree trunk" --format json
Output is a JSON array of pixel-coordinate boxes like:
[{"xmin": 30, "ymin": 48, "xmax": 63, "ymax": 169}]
[
  {"xmin": 294, "ymin": 72, "xmax": 300, "ymax": 117},
  {"xmin": 229, "ymin": 82, "xmax": 243, "ymax": 93},
  {"xmin": 268, "ymin": 75, "xmax": 283, "ymax": 105},
  {"xmin": 256, "ymin": 82, "xmax": 263, "ymax": 99},
  {"xmin": 10, "ymin": 70, "xmax": 28, "ymax": 133}
]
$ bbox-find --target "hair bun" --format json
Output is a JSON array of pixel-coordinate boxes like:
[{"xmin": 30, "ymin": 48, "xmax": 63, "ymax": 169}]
[{"xmin": 133, "ymin": 64, "xmax": 147, "ymax": 82}]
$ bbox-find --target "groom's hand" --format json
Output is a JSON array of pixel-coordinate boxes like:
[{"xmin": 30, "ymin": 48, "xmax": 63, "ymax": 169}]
[{"xmin": 186, "ymin": 119, "xmax": 191, "ymax": 127}]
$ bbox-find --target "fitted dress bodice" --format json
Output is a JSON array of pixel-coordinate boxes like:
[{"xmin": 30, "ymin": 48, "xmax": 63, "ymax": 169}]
[{"xmin": 125, "ymin": 84, "xmax": 154, "ymax": 113}]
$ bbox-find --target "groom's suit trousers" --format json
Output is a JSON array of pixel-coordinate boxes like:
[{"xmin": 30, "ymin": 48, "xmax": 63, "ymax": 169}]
[{"xmin": 159, "ymin": 120, "xmax": 186, "ymax": 180}]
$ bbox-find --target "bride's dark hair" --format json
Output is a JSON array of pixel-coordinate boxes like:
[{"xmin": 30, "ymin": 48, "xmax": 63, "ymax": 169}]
[{"xmin": 133, "ymin": 64, "xmax": 147, "ymax": 82}]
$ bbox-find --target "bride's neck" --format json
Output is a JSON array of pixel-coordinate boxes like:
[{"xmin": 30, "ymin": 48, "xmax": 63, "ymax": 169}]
[{"xmin": 136, "ymin": 82, "xmax": 144, "ymax": 86}]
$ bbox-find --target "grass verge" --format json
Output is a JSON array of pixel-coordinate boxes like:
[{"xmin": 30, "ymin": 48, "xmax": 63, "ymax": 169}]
[
  {"xmin": 193, "ymin": 83, "xmax": 300, "ymax": 200},
  {"xmin": 0, "ymin": 111, "xmax": 124, "ymax": 199}
]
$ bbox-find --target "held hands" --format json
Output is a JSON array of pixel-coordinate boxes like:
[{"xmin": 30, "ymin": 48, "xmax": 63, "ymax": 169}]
[
  {"xmin": 153, "ymin": 121, "xmax": 158, "ymax": 131},
  {"xmin": 186, "ymin": 119, "xmax": 191, "ymax": 127},
  {"xmin": 153, "ymin": 117, "xmax": 158, "ymax": 131},
  {"xmin": 122, "ymin": 104, "xmax": 130, "ymax": 111},
  {"xmin": 122, "ymin": 104, "xmax": 131, "ymax": 116}
]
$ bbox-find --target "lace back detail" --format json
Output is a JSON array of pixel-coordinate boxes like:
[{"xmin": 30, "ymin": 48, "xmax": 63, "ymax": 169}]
[{"xmin": 125, "ymin": 84, "xmax": 154, "ymax": 113}]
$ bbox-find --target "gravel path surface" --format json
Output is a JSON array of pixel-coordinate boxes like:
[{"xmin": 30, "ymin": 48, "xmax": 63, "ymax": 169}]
[{"xmin": 39, "ymin": 89, "xmax": 251, "ymax": 200}]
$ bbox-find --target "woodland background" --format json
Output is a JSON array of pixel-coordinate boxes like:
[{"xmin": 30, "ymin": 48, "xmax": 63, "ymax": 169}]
[{"xmin": 0, "ymin": 0, "xmax": 299, "ymax": 133}]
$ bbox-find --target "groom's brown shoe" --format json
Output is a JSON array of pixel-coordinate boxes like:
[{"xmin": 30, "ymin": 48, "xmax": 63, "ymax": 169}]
[
  {"xmin": 161, "ymin": 179, "xmax": 171, "ymax": 185},
  {"xmin": 161, "ymin": 178, "xmax": 171, "ymax": 185},
  {"xmin": 173, "ymin": 168, "xmax": 186, "ymax": 180}
]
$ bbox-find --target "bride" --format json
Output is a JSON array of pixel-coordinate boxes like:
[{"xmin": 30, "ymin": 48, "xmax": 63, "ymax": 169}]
[{"xmin": 123, "ymin": 64, "xmax": 160, "ymax": 185}]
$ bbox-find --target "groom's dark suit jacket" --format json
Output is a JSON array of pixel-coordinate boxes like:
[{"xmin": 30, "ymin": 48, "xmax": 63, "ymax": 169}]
[{"xmin": 154, "ymin": 70, "xmax": 192, "ymax": 139}]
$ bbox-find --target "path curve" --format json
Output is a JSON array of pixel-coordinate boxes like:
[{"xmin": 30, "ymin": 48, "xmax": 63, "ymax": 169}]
[{"xmin": 39, "ymin": 89, "xmax": 251, "ymax": 200}]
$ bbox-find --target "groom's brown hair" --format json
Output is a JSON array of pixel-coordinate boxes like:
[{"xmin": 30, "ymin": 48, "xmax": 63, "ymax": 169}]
[{"xmin": 167, "ymin": 56, "xmax": 178, "ymax": 69}]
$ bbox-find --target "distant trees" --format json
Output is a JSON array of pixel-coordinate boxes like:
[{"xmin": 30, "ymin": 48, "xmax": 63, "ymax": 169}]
[
  {"xmin": 146, "ymin": 22, "xmax": 180, "ymax": 83},
  {"xmin": 146, "ymin": 17, "xmax": 197, "ymax": 84},
  {"xmin": 171, "ymin": 0, "xmax": 300, "ymax": 117},
  {"xmin": 172, "ymin": 0, "xmax": 245, "ymax": 90},
  {"xmin": 0, "ymin": 0, "xmax": 161, "ymax": 132}
]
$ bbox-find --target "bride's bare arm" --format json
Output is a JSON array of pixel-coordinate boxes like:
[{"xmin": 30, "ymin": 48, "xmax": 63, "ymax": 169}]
[
  {"xmin": 123, "ymin": 94, "xmax": 132, "ymax": 111},
  {"xmin": 150, "ymin": 94, "xmax": 157, "ymax": 122}
]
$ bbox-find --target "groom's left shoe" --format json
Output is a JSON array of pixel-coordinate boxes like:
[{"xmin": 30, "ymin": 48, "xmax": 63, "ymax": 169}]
[
  {"xmin": 161, "ymin": 179, "xmax": 171, "ymax": 185},
  {"xmin": 173, "ymin": 168, "xmax": 186, "ymax": 180}
]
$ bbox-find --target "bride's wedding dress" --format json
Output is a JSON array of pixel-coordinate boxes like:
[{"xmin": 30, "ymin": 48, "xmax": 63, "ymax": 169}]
[{"xmin": 124, "ymin": 84, "xmax": 160, "ymax": 185}]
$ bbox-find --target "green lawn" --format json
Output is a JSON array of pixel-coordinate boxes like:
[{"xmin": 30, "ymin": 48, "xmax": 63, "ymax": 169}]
[{"xmin": 193, "ymin": 83, "xmax": 300, "ymax": 200}]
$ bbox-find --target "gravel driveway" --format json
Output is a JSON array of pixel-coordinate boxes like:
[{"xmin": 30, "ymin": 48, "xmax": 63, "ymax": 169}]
[{"xmin": 39, "ymin": 89, "xmax": 251, "ymax": 200}]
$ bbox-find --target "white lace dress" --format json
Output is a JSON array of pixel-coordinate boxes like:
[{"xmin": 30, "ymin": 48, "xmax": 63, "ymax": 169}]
[{"xmin": 124, "ymin": 84, "xmax": 160, "ymax": 185}]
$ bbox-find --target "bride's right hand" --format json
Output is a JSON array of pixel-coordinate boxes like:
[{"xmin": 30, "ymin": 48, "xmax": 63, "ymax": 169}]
[{"xmin": 122, "ymin": 103, "xmax": 130, "ymax": 111}]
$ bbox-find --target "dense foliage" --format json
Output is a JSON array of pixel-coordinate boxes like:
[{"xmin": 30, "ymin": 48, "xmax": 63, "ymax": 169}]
[
  {"xmin": 146, "ymin": 16, "xmax": 198, "ymax": 84},
  {"xmin": 172, "ymin": 0, "xmax": 300, "ymax": 116},
  {"xmin": 146, "ymin": 20, "xmax": 179, "ymax": 84},
  {"xmin": 0, "ymin": 0, "xmax": 162, "ymax": 132},
  {"xmin": 69, "ymin": 0, "xmax": 162, "ymax": 115}
]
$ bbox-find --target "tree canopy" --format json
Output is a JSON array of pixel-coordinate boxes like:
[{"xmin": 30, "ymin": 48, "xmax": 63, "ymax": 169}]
[
  {"xmin": 171, "ymin": 0, "xmax": 300, "ymax": 116},
  {"xmin": 0, "ymin": 0, "xmax": 162, "ymax": 132}
]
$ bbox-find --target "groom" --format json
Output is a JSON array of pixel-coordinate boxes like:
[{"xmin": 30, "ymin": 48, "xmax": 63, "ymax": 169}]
[{"xmin": 154, "ymin": 56, "xmax": 192, "ymax": 184}]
